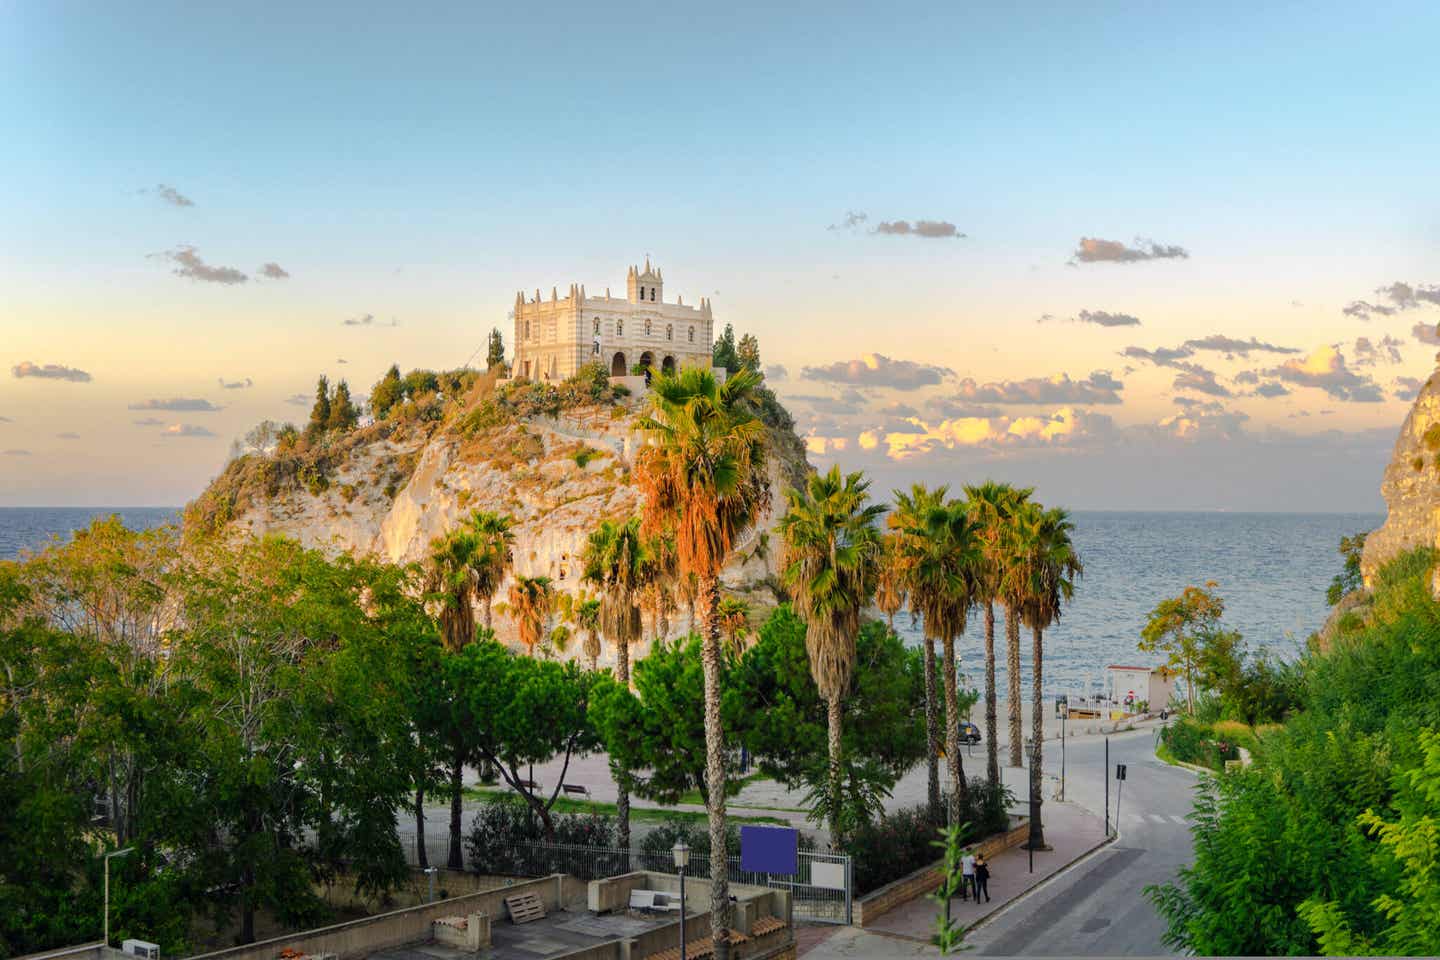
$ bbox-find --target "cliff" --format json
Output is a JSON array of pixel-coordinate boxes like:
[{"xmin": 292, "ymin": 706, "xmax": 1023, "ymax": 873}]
[
  {"xmin": 1361, "ymin": 365, "xmax": 1440, "ymax": 588},
  {"xmin": 185, "ymin": 366, "xmax": 809, "ymax": 663}
]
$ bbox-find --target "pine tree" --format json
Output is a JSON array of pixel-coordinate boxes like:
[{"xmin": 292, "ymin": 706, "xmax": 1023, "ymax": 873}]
[
  {"xmin": 712, "ymin": 323, "xmax": 739, "ymax": 374},
  {"xmin": 486, "ymin": 328, "xmax": 507, "ymax": 371},
  {"xmin": 308, "ymin": 375, "xmax": 331, "ymax": 434},
  {"xmin": 328, "ymin": 380, "xmax": 358, "ymax": 431},
  {"xmin": 737, "ymin": 333, "xmax": 760, "ymax": 373},
  {"xmin": 370, "ymin": 364, "xmax": 403, "ymax": 420}
]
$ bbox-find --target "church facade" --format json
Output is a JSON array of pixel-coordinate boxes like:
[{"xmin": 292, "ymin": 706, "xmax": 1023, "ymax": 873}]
[{"xmin": 511, "ymin": 260, "xmax": 715, "ymax": 381}]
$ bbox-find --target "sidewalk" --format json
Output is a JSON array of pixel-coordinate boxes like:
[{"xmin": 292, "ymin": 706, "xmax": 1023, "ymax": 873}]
[{"xmin": 798, "ymin": 800, "xmax": 1110, "ymax": 958}]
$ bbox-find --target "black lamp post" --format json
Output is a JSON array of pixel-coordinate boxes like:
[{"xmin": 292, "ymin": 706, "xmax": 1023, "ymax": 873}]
[{"xmin": 672, "ymin": 840, "xmax": 690, "ymax": 960}]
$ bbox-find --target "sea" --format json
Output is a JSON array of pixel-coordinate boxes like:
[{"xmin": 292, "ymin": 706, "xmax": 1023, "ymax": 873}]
[{"xmin": 0, "ymin": 507, "xmax": 1380, "ymax": 697}]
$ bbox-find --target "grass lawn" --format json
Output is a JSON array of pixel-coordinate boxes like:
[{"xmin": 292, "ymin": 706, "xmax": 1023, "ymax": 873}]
[{"xmin": 460, "ymin": 786, "xmax": 791, "ymax": 826}]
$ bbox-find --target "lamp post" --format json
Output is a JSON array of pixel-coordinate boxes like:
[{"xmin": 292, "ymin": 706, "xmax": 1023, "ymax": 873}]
[
  {"xmin": 103, "ymin": 847, "xmax": 135, "ymax": 946},
  {"xmin": 672, "ymin": 841, "xmax": 690, "ymax": 960}
]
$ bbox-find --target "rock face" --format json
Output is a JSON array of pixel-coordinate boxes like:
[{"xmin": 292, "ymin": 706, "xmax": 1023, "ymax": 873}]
[
  {"xmin": 1361, "ymin": 367, "xmax": 1440, "ymax": 587},
  {"xmin": 199, "ymin": 399, "xmax": 807, "ymax": 665}
]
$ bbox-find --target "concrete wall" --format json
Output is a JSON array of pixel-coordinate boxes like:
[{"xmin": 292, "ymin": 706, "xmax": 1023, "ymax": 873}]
[
  {"xmin": 851, "ymin": 817, "xmax": 1030, "ymax": 927},
  {"xmin": 186, "ymin": 874, "xmax": 566, "ymax": 960}
]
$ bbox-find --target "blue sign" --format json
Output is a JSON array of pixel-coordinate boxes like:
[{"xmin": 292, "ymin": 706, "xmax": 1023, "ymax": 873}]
[{"xmin": 739, "ymin": 824, "xmax": 799, "ymax": 875}]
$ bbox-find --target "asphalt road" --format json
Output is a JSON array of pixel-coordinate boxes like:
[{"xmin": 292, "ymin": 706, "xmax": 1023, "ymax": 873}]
[{"xmin": 966, "ymin": 726, "xmax": 1200, "ymax": 957}]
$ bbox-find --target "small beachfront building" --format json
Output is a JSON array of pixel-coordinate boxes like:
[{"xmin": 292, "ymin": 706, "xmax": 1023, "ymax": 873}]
[
  {"xmin": 510, "ymin": 259, "xmax": 717, "ymax": 382},
  {"xmin": 1105, "ymin": 663, "xmax": 1181, "ymax": 711}
]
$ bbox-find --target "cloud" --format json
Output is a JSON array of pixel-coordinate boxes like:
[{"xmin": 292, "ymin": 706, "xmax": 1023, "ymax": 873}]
[
  {"xmin": 341, "ymin": 313, "xmax": 398, "ymax": 328},
  {"xmin": 0, "ymin": 415, "xmax": 10, "ymax": 422},
  {"xmin": 1152, "ymin": 406, "xmax": 1250, "ymax": 441},
  {"xmin": 874, "ymin": 406, "xmax": 1116, "ymax": 460},
  {"xmin": 944, "ymin": 370, "xmax": 1124, "ymax": 405},
  {"xmin": 218, "ymin": 377, "xmax": 253, "ymax": 390},
  {"xmin": 1412, "ymin": 322, "xmax": 1440, "ymax": 346},
  {"xmin": 285, "ymin": 393, "xmax": 310, "ymax": 406},
  {"xmin": 160, "ymin": 423, "xmax": 217, "ymax": 438},
  {"xmin": 336, "ymin": 358, "xmax": 348, "ymax": 364},
  {"xmin": 129, "ymin": 398, "xmax": 223, "ymax": 412},
  {"xmin": 154, "ymin": 184, "xmax": 194, "ymax": 207},
  {"xmin": 132, "ymin": 417, "xmax": 165, "ymax": 426},
  {"xmin": 1040, "ymin": 309, "xmax": 1141, "ymax": 327},
  {"xmin": 257, "ymin": 262, "xmax": 290, "ymax": 280},
  {"xmin": 789, "ymin": 390, "xmax": 867, "ymax": 415},
  {"xmin": 3, "ymin": 449, "xmax": 31, "ymax": 456},
  {"xmin": 802, "ymin": 353, "xmax": 955, "ymax": 390},
  {"xmin": 1352, "ymin": 335, "xmax": 1403, "ymax": 366},
  {"xmin": 1252, "ymin": 381, "xmax": 1291, "ymax": 398},
  {"xmin": 1120, "ymin": 345, "xmax": 1195, "ymax": 368},
  {"xmin": 827, "ymin": 211, "xmax": 868, "ymax": 231},
  {"xmin": 12, "ymin": 361, "xmax": 93, "ymax": 382},
  {"xmin": 872, "ymin": 219, "xmax": 966, "ymax": 239},
  {"xmin": 765, "ymin": 364, "xmax": 788, "ymax": 381},
  {"xmin": 1070, "ymin": 236, "xmax": 1189, "ymax": 264},
  {"xmin": 1394, "ymin": 376, "xmax": 1426, "ymax": 401},
  {"xmin": 1264, "ymin": 345, "xmax": 1383, "ymax": 402},
  {"xmin": 1172, "ymin": 366, "xmax": 1233, "ymax": 398},
  {"xmin": 1182, "ymin": 335, "xmax": 1300, "ymax": 357},
  {"xmin": 1344, "ymin": 280, "xmax": 1440, "ymax": 320},
  {"xmin": 156, "ymin": 245, "xmax": 248, "ymax": 285},
  {"xmin": 56, "ymin": 432, "xmax": 80, "ymax": 439}
]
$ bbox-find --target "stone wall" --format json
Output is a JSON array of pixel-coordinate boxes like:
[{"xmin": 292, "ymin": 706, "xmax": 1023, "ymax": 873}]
[
  {"xmin": 851, "ymin": 817, "xmax": 1031, "ymax": 928},
  {"xmin": 1361, "ymin": 367, "xmax": 1440, "ymax": 587}
]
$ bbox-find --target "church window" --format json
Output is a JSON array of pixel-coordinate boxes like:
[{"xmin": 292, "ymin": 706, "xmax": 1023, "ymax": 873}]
[
  {"xmin": 666, "ymin": 323, "xmax": 673, "ymax": 341},
  {"xmin": 617, "ymin": 319, "xmax": 623, "ymax": 335},
  {"xmin": 593, "ymin": 318, "xmax": 601, "ymax": 335},
  {"xmin": 688, "ymin": 326, "xmax": 694, "ymax": 342},
  {"xmin": 649, "ymin": 287, "xmax": 656, "ymax": 301},
  {"xmin": 524, "ymin": 320, "xmax": 531, "ymax": 339},
  {"xmin": 644, "ymin": 319, "xmax": 652, "ymax": 336}
]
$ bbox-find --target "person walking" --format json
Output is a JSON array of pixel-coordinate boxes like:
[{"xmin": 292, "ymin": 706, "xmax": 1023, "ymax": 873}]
[
  {"xmin": 961, "ymin": 850, "xmax": 976, "ymax": 902},
  {"xmin": 974, "ymin": 853, "xmax": 992, "ymax": 904}
]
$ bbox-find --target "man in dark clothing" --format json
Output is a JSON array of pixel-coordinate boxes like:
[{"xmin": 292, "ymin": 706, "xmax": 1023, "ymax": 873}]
[{"xmin": 974, "ymin": 854, "xmax": 992, "ymax": 903}]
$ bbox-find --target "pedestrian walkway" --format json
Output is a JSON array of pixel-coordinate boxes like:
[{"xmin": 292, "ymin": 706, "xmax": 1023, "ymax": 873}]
[{"xmin": 842, "ymin": 801, "xmax": 1109, "ymax": 947}]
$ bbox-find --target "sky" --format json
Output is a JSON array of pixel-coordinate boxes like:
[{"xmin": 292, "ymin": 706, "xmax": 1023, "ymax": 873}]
[{"xmin": 2, "ymin": 1, "xmax": 1439, "ymax": 511}]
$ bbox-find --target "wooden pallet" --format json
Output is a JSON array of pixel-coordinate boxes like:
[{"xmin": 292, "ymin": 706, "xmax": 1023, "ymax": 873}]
[{"xmin": 504, "ymin": 892, "xmax": 547, "ymax": 925}]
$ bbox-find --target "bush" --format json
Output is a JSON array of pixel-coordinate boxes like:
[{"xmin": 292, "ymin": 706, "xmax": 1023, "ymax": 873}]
[
  {"xmin": 1160, "ymin": 718, "xmax": 1240, "ymax": 771},
  {"xmin": 847, "ymin": 778, "xmax": 1013, "ymax": 896},
  {"xmin": 465, "ymin": 795, "xmax": 623, "ymax": 879}
]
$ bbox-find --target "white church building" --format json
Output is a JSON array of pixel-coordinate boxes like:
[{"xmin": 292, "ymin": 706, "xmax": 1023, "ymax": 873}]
[{"xmin": 510, "ymin": 260, "xmax": 717, "ymax": 382}]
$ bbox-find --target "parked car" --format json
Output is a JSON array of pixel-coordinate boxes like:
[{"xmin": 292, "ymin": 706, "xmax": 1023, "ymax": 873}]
[{"xmin": 959, "ymin": 721, "xmax": 981, "ymax": 745}]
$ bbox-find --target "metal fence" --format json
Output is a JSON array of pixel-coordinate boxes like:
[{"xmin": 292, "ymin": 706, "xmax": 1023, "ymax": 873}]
[{"xmin": 501, "ymin": 842, "xmax": 853, "ymax": 925}]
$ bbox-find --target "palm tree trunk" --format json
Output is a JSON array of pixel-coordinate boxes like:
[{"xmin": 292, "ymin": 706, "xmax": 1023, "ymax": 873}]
[
  {"xmin": 1006, "ymin": 606, "xmax": 1023, "ymax": 767},
  {"xmin": 983, "ymin": 601, "xmax": 999, "ymax": 788},
  {"xmin": 615, "ymin": 636, "xmax": 632, "ymax": 851},
  {"xmin": 698, "ymin": 573, "xmax": 733, "ymax": 960},
  {"xmin": 1028, "ymin": 625, "xmax": 1046, "ymax": 850},
  {"xmin": 827, "ymin": 694, "xmax": 844, "ymax": 850},
  {"xmin": 484, "ymin": 597, "xmax": 492, "ymax": 631},
  {"xmin": 942, "ymin": 634, "xmax": 969, "ymax": 826},
  {"xmin": 923, "ymin": 635, "xmax": 941, "ymax": 821},
  {"xmin": 415, "ymin": 786, "xmax": 428, "ymax": 869},
  {"xmin": 448, "ymin": 745, "xmax": 465, "ymax": 870}
]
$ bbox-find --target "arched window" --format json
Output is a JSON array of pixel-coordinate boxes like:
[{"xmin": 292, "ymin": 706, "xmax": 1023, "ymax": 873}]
[
  {"xmin": 649, "ymin": 287, "xmax": 656, "ymax": 301},
  {"xmin": 688, "ymin": 326, "xmax": 695, "ymax": 343},
  {"xmin": 666, "ymin": 323, "xmax": 673, "ymax": 341},
  {"xmin": 524, "ymin": 320, "xmax": 531, "ymax": 339},
  {"xmin": 617, "ymin": 318, "xmax": 624, "ymax": 336},
  {"xmin": 593, "ymin": 318, "xmax": 601, "ymax": 335},
  {"xmin": 644, "ymin": 319, "xmax": 652, "ymax": 336}
]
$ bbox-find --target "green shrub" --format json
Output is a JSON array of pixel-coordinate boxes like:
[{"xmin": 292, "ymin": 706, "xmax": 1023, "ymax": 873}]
[{"xmin": 465, "ymin": 795, "xmax": 621, "ymax": 879}]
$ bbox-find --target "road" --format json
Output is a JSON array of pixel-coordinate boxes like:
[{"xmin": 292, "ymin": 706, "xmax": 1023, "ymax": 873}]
[{"xmin": 966, "ymin": 726, "xmax": 1199, "ymax": 956}]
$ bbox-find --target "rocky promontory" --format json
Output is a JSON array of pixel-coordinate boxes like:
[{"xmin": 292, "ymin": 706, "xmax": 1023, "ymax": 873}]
[{"xmin": 1361, "ymin": 366, "xmax": 1440, "ymax": 587}]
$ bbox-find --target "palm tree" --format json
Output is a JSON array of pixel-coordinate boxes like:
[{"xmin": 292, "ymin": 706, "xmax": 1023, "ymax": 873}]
[
  {"xmin": 1010, "ymin": 503, "xmax": 1082, "ymax": 851},
  {"xmin": 423, "ymin": 527, "xmax": 487, "ymax": 870},
  {"xmin": 717, "ymin": 596, "xmax": 751, "ymax": 658},
  {"xmin": 582, "ymin": 517, "xmax": 650, "ymax": 850},
  {"xmin": 778, "ymin": 465, "xmax": 885, "ymax": 847},
  {"xmin": 889, "ymin": 484, "xmax": 948, "ymax": 821},
  {"xmin": 508, "ymin": 575, "xmax": 554, "ymax": 656},
  {"xmin": 576, "ymin": 597, "xmax": 602, "ymax": 670},
  {"xmin": 874, "ymin": 533, "xmax": 908, "ymax": 633},
  {"xmin": 963, "ymin": 482, "xmax": 1032, "ymax": 786},
  {"xmin": 635, "ymin": 366, "xmax": 770, "ymax": 959},
  {"xmin": 468, "ymin": 511, "xmax": 516, "ymax": 629}
]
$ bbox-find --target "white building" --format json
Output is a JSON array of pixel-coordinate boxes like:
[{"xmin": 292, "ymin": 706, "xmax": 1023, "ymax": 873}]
[
  {"xmin": 511, "ymin": 260, "xmax": 716, "ymax": 381},
  {"xmin": 1105, "ymin": 664, "xmax": 1182, "ymax": 712}
]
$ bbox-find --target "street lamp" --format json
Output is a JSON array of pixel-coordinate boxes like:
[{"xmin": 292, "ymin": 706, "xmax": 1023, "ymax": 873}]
[
  {"xmin": 671, "ymin": 841, "xmax": 690, "ymax": 960},
  {"xmin": 103, "ymin": 847, "xmax": 135, "ymax": 946}
]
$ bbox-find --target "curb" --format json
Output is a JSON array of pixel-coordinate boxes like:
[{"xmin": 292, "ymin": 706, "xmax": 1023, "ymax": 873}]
[{"xmin": 960, "ymin": 831, "xmax": 1118, "ymax": 937}]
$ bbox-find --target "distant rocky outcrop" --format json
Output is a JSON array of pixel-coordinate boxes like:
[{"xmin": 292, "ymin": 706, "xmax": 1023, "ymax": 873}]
[
  {"xmin": 1361, "ymin": 366, "xmax": 1440, "ymax": 588},
  {"xmin": 186, "ymin": 367, "xmax": 809, "ymax": 663}
]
